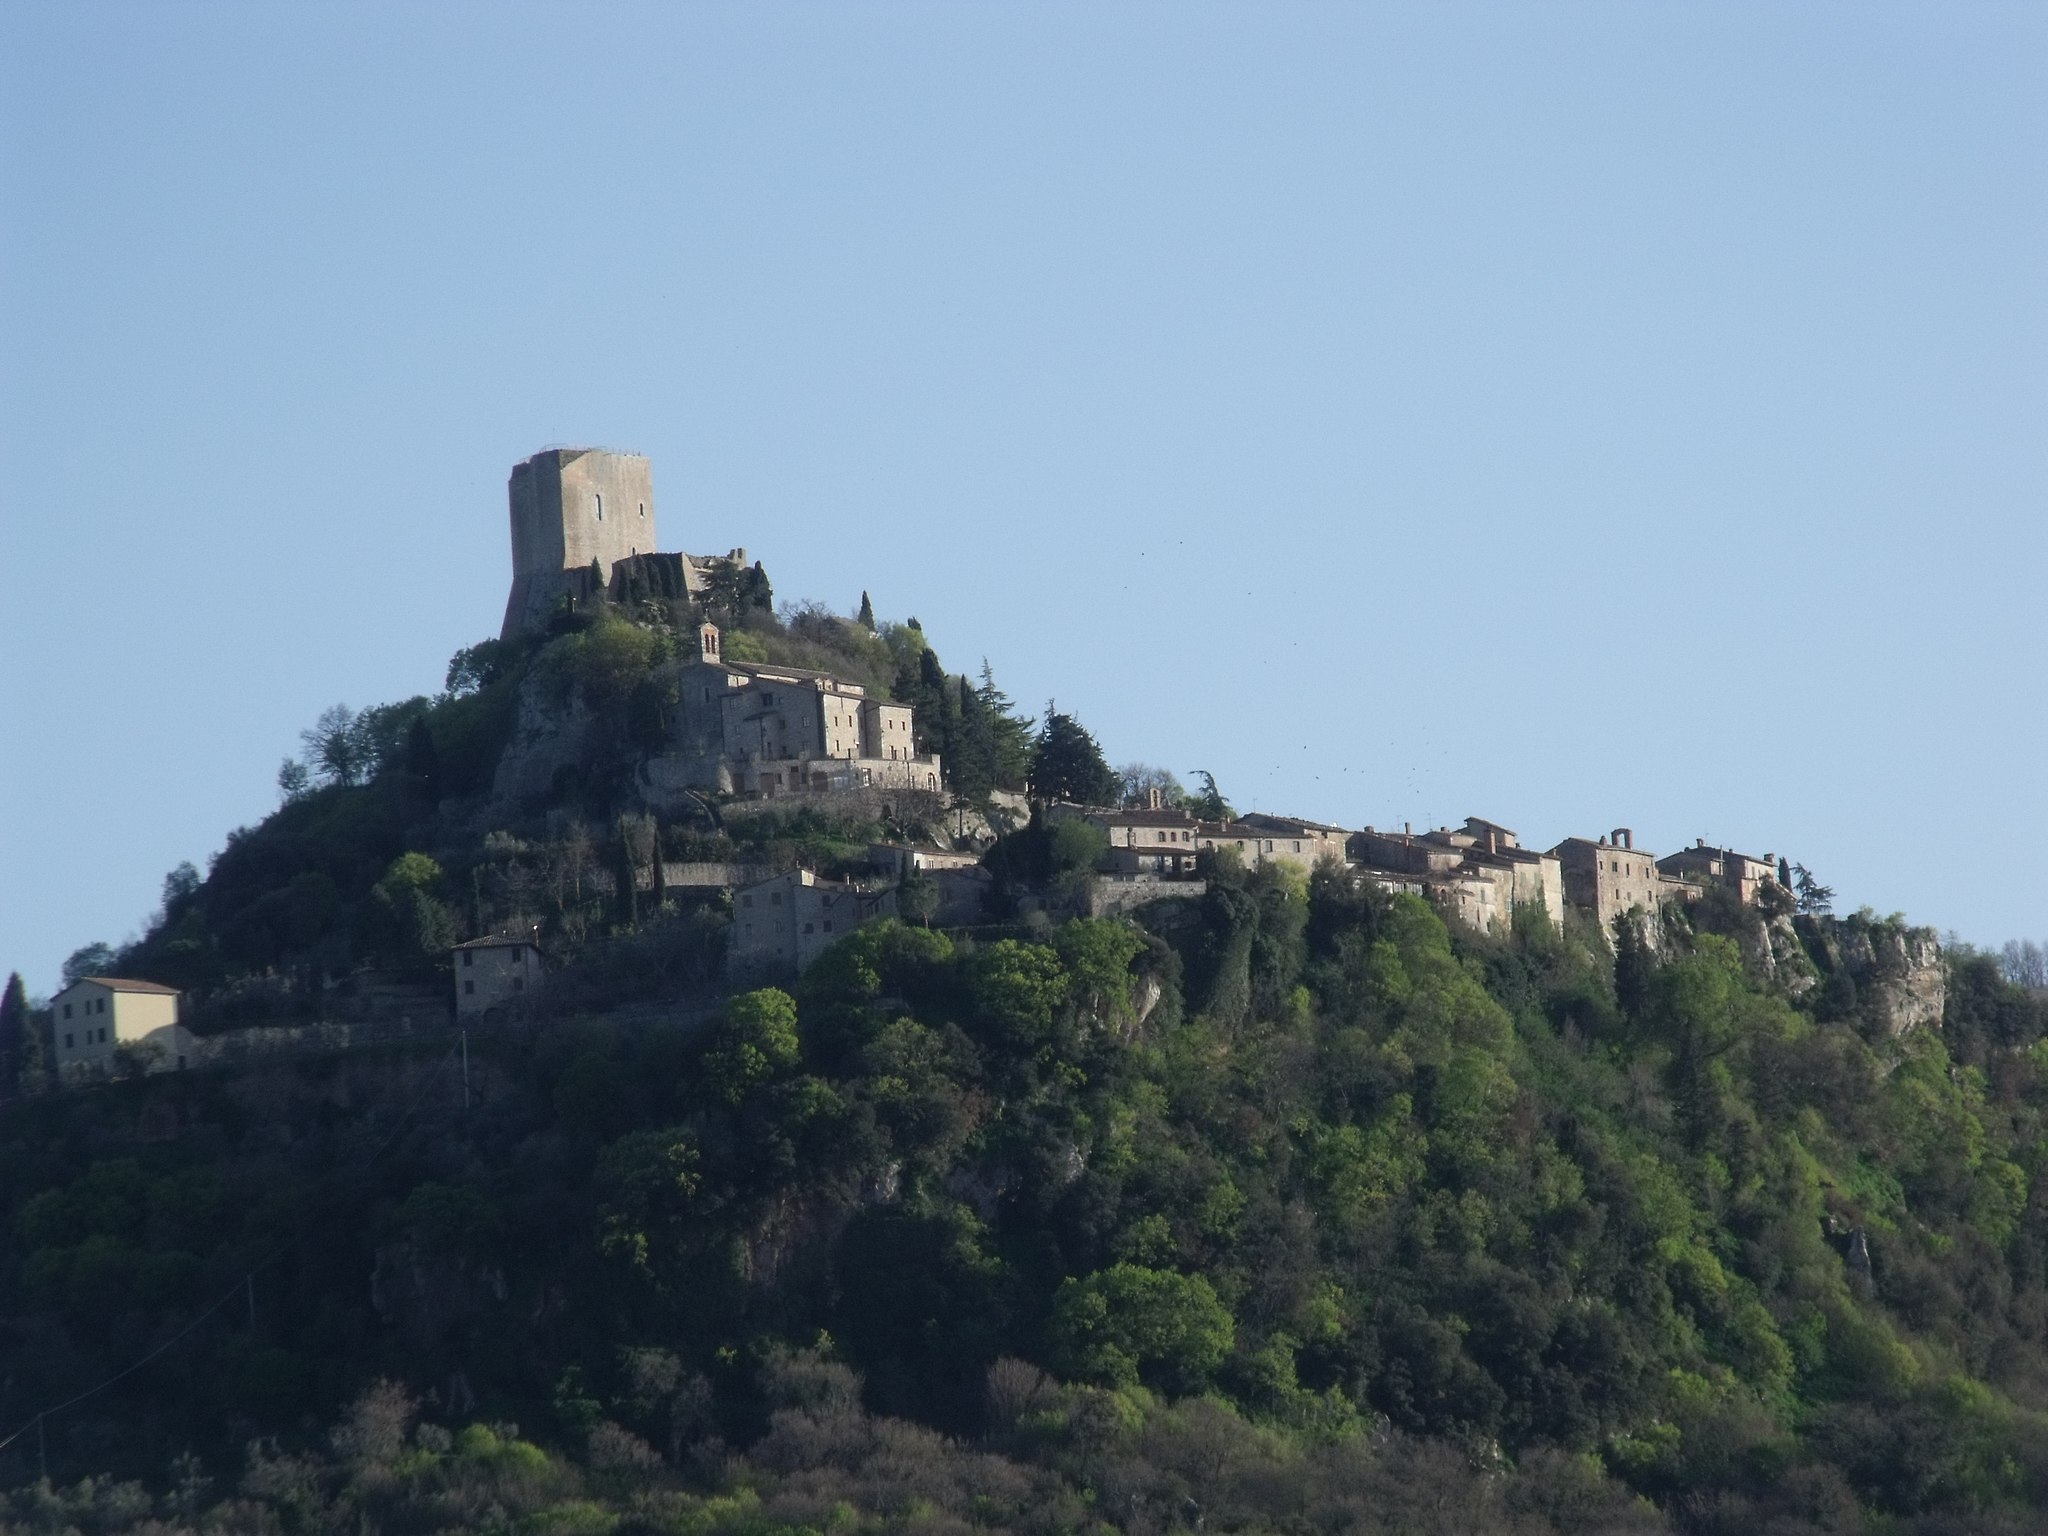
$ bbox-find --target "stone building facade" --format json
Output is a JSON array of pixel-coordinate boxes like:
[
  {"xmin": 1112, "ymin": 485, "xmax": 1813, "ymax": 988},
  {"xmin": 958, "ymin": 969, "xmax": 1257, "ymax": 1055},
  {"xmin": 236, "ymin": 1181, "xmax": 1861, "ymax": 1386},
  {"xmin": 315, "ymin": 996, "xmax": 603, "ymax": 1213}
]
[
  {"xmin": 1351, "ymin": 818, "xmax": 1564, "ymax": 935},
  {"xmin": 1656, "ymin": 841, "xmax": 1780, "ymax": 904},
  {"xmin": 454, "ymin": 933, "xmax": 543, "ymax": 1017},
  {"xmin": 1208, "ymin": 814, "xmax": 1351, "ymax": 872},
  {"xmin": 502, "ymin": 449, "xmax": 658, "ymax": 638},
  {"xmin": 1549, "ymin": 830, "xmax": 1691, "ymax": 932},
  {"xmin": 660, "ymin": 623, "xmax": 942, "ymax": 799},
  {"xmin": 1046, "ymin": 802, "xmax": 1348, "ymax": 878},
  {"xmin": 728, "ymin": 869, "xmax": 898, "ymax": 979}
]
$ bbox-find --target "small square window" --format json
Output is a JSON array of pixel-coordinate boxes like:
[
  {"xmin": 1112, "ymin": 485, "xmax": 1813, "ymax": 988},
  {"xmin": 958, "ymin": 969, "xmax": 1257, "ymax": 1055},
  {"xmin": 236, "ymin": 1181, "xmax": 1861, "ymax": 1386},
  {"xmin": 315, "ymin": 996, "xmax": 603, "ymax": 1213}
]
[
  {"xmin": 64, "ymin": 1033, "xmax": 73, "ymax": 1049},
  {"xmin": 63, "ymin": 1003, "xmax": 72, "ymax": 1019},
  {"xmin": 464, "ymin": 980, "xmax": 475, "ymax": 994},
  {"xmin": 462, "ymin": 951, "xmax": 473, "ymax": 967}
]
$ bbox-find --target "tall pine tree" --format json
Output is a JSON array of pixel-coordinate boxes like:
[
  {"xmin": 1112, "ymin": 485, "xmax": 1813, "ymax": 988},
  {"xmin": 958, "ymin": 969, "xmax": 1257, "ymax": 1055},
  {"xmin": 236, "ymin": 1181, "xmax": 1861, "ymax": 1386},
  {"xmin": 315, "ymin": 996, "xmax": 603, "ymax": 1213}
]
[
  {"xmin": 950, "ymin": 675, "xmax": 997, "ymax": 799},
  {"xmin": 977, "ymin": 662, "xmax": 1035, "ymax": 791},
  {"xmin": 1028, "ymin": 703, "xmax": 1119, "ymax": 805}
]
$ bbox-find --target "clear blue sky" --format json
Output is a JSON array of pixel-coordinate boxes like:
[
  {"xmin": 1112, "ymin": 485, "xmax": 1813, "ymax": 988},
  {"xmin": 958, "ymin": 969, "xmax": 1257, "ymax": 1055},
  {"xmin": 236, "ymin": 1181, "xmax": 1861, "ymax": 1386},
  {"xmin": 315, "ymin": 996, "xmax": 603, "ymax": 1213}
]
[{"xmin": 2, "ymin": 3, "xmax": 2042, "ymax": 995}]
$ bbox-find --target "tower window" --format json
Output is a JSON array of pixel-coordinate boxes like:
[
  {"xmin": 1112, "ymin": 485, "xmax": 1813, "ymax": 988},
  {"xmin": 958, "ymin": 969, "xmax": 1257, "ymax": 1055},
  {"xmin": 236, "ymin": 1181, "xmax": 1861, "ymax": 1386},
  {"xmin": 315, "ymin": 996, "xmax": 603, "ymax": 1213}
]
[
  {"xmin": 595, "ymin": 493, "xmax": 604, "ymax": 520},
  {"xmin": 638, "ymin": 502, "xmax": 645, "ymax": 518}
]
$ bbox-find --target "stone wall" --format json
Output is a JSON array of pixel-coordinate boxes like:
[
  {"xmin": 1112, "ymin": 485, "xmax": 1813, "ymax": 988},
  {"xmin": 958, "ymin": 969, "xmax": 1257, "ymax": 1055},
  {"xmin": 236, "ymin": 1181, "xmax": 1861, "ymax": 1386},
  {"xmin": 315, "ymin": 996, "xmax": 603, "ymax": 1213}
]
[{"xmin": 502, "ymin": 449, "xmax": 657, "ymax": 638}]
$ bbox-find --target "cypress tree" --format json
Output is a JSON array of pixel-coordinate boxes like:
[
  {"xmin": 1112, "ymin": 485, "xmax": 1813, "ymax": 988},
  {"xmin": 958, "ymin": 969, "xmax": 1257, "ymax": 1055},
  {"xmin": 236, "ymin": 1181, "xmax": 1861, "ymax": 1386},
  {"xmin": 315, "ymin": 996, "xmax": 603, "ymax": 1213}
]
[
  {"xmin": 857, "ymin": 591, "xmax": 876, "ymax": 630},
  {"xmin": 0, "ymin": 972, "xmax": 44, "ymax": 1097}
]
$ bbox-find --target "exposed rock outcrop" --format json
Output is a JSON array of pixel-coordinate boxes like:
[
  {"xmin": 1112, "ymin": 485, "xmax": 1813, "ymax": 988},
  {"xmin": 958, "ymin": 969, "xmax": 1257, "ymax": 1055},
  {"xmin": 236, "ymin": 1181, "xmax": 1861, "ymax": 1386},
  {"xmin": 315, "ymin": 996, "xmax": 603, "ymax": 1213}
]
[
  {"xmin": 1799, "ymin": 914, "xmax": 1945, "ymax": 1036},
  {"xmin": 492, "ymin": 671, "xmax": 595, "ymax": 806}
]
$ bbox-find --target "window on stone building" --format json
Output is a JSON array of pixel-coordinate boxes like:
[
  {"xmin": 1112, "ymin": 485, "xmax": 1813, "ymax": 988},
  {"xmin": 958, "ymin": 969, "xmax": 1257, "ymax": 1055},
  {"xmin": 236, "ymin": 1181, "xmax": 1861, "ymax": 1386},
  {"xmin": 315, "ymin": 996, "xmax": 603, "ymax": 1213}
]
[
  {"xmin": 638, "ymin": 502, "xmax": 645, "ymax": 518},
  {"xmin": 63, "ymin": 1003, "xmax": 71, "ymax": 1019},
  {"xmin": 595, "ymin": 493, "xmax": 604, "ymax": 520},
  {"xmin": 462, "ymin": 951, "xmax": 472, "ymax": 967},
  {"xmin": 64, "ymin": 1033, "xmax": 73, "ymax": 1049},
  {"xmin": 464, "ymin": 980, "xmax": 474, "ymax": 995}
]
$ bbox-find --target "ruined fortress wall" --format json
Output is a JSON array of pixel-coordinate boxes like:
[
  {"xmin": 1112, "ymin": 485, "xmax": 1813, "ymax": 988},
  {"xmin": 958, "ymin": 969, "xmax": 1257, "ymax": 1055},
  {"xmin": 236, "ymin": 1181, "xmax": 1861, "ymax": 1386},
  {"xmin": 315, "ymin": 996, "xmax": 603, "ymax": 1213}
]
[{"xmin": 502, "ymin": 449, "xmax": 657, "ymax": 637}]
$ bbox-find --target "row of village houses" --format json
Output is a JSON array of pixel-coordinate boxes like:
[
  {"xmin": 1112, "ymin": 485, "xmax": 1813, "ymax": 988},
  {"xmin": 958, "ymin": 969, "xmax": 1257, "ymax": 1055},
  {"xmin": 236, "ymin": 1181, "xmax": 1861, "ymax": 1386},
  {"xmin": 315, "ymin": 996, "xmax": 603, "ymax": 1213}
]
[
  {"xmin": 46, "ymin": 810, "xmax": 1777, "ymax": 1081},
  {"xmin": 556, "ymin": 804, "xmax": 1774, "ymax": 998},
  {"xmin": 1046, "ymin": 798, "xmax": 1779, "ymax": 937}
]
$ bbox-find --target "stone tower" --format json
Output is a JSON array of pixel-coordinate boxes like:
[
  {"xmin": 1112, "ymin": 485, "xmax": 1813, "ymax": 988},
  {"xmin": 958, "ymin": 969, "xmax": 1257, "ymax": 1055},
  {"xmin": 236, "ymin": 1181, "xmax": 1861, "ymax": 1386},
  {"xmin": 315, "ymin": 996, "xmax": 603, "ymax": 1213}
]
[{"xmin": 501, "ymin": 448, "xmax": 657, "ymax": 639}]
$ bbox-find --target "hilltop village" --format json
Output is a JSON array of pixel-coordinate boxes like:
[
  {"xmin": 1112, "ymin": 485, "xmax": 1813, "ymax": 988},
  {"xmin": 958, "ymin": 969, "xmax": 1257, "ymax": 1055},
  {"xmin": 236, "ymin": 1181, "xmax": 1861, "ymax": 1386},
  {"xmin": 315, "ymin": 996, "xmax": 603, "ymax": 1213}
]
[
  {"xmin": 23, "ymin": 449, "xmax": 2048, "ymax": 1536},
  {"xmin": 41, "ymin": 445, "xmax": 1837, "ymax": 1081},
  {"xmin": 466, "ymin": 450, "xmax": 1799, "ymax": 995}
]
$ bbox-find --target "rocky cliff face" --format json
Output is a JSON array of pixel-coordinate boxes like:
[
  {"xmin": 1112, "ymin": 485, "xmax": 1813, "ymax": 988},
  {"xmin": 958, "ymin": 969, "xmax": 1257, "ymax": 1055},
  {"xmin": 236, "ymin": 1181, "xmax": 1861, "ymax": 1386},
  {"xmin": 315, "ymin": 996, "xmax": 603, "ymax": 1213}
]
[
  {"xmin": 492, "ymin": 671, "xmax": 595, "ymax": 806},
  {"xmin": 1800, "ymin": 914, "xmax": 1945, "ymax": 1036}
]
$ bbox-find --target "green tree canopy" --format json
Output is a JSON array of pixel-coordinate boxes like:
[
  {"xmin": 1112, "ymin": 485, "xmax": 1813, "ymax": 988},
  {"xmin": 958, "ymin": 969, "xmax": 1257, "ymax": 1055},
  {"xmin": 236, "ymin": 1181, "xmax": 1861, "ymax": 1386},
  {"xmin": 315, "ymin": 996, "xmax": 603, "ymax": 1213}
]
[
  {"xmin": 1048, "ymin": 1264, "xmax": 1235, "ymax": 1392},
  {"xmin": 1028, "ymin": 704, "xmax": 1118, "ymax": 805},
  {"xmin": 705, "ymin": 987, "xmax": 801, "ymax": 1103}
]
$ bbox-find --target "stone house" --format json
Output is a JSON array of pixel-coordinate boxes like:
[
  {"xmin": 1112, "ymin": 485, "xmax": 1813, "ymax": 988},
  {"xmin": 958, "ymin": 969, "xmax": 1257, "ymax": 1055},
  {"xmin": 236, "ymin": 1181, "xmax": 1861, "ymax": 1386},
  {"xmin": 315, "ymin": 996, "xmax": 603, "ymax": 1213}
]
[
  {"xmin": 1044, "ymin": 803, "xmax": 1204, "ymax": 876},
  {"xmin": 1230, "ymin": 813, "xmax": 1352, "ymax": 867},
  {"xmin": 1190, "ymin": 812, "xmax": 1350, "ymax": 875},
  {"xmin": 728, "ymin": 868, "xmax": 898, "ymax": 980},
  {"xmin": 868, "ymin": 844, "xmax": 993, "ymax": 927},
  {"xmin": 668, "ymin": 623, "xmax": 942, "ymax": 798},
  {"xmin": 49, "ymin": 977, "xmax": 193, "ymax": 1078},
  {"xmin": 1350, "ymin": 818, "xmax": 1563, "ymax": 935},
  {"xmin": 1656, "ymin": 841, "xmax": 1780, "ymax": 904},
  {"xmin": 1550, "ymin": 829, "xmax": 1691, "ymax": 932},
  {"xmin": 1045, "ymin": 801, "xmax": 1349, "ymax": 878},
  {"xmin": 454, "ymin": 933, "xmax": 543, "ymax": 1017}
]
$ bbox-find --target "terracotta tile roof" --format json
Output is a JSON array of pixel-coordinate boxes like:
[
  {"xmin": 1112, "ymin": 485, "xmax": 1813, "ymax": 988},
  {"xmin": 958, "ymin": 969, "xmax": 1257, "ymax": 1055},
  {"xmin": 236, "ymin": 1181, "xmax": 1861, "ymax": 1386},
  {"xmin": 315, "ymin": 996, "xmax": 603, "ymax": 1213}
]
[{"xmin": 71, "ymin": 977, "xmax": 180, "ymax": 995}]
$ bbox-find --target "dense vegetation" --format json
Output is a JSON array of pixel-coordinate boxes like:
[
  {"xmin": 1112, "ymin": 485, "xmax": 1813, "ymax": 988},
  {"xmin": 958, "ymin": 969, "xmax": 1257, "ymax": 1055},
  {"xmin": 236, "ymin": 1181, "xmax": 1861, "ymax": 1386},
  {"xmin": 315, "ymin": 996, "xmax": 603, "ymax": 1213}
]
[
  {"xmin": 6, "ymin": 861, "xmax": 2048, "ymax": 1532},
  {"xmin": 9, "ymin": 590, "xmax": 2048, "ymax": 1533}
]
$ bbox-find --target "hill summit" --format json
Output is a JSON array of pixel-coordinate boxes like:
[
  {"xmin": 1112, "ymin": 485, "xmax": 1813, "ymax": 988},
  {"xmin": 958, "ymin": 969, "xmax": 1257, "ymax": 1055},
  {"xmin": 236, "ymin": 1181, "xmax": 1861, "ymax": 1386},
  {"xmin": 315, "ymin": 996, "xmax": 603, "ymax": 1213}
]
[{"xmin": 5, "ymin": 450, "xmax": 2048, "ymax": 1536}]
